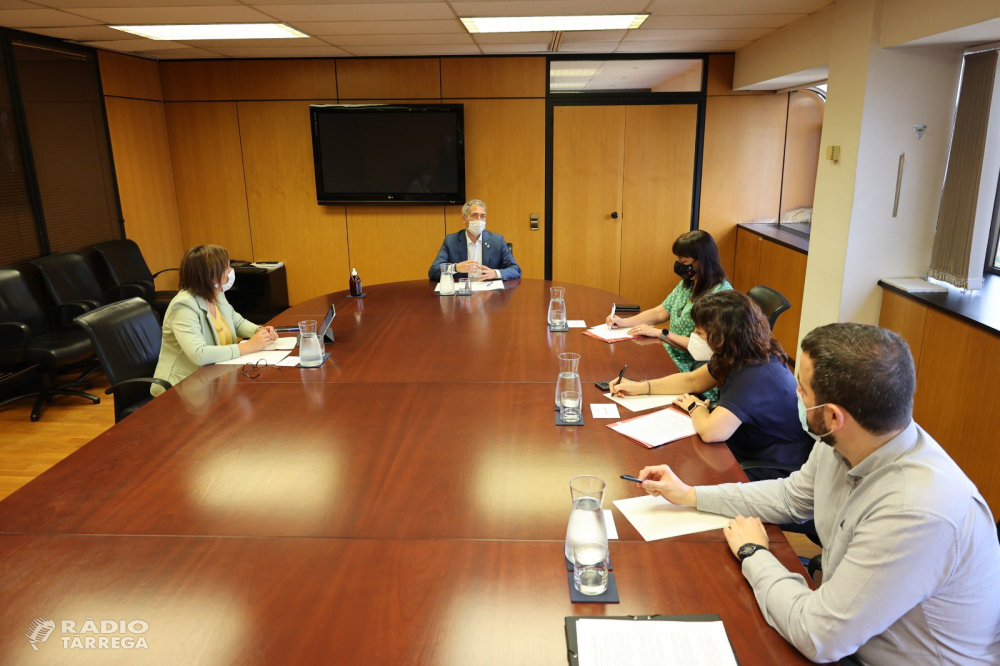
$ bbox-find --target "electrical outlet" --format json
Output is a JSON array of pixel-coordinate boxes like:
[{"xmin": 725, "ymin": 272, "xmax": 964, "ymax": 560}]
[{"xmin": 826, "ymin": 145, "xmax": 841, "ymax": 162}]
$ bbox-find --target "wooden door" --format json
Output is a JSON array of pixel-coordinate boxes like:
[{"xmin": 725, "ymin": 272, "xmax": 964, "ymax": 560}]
[
  {"xmin": 552, "ymin": 106, "xmax": 626, "ymax": 294},
  {"xmin": 619, "ymin": 104, "xmax": 698, "ymax": 309}
]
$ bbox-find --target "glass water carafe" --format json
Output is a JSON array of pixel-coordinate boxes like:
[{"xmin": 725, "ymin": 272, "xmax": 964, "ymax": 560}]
[
  {"xmin": 439, "ymin": 263, "xmax": 456, "ymax": 295},
  {"xmin": 298, "ymin": 320, "xmax": 324, "ymax": 367},
  {"xmin": 547, "ymin": 286, "xmax": 566, "ymax": 327},
  {"xmin": 554, "ymin": 352, "xmax": 582, "ymax": 409},
  {"xmin": 565, "ymin": 475, "xmax": 608, "ymax": 561}
]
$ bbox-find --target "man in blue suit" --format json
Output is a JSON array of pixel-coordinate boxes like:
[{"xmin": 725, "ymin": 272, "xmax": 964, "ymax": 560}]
[{"xmin": 428, "ymin": 199, "xmax": 522, "ymax": 281}]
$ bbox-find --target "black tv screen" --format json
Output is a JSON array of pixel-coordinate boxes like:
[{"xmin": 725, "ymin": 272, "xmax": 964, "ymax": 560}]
[{"xmin": 310, "ymin": 104, "xmax": 465, "ymax": 204}]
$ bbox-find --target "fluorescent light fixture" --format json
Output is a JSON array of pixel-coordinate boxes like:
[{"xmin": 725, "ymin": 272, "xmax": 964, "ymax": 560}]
[
  {"xmin": 550, "ymin": 68, "xmax": 600, "ymax": 77},
  {"xmin": 550, "ymin": 81, "xmax": 588, "ymax": 90},
  {"xmin": 111, "ymin": 23, "xmax": 308, "ymax": 40},
  {"xmin": 461, "ymin": 14, "xmax": 648, "ymax": 34}
]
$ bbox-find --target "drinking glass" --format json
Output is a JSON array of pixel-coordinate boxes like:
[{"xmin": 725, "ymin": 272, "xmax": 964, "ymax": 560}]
[
  {"xmin": 457, "ymin": 278, "xmax": 471, "ymax": 295},
  {"xmin": 573, "ymin": 542, "xmax": 609, "ymax": 596},
  {"xmin": 560, "ymin": 390, "xmax": 582, "ymax": 423},
  {"xmin": 298, "ymin": 320, "xmax": 324, "ymax": 368},
  {"xmin": 554, "ymin": 352, "xmax": 582, "ymax": 409},
  {"xmin": 565, "ymin": 475, "xmax": 607, "ymax": 561},
  {"xmin": 468, "ymin": 263, "xmax": 482, "ymax": 283},
  {"xmin": 547, "ymin": 286, "xmax": 566, "ymax": 327}
]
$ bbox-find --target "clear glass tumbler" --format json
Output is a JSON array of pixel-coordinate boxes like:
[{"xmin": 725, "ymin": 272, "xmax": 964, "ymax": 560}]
[
  {"xmin": 573, "ymin": 542, "xmax": 609, "ymax": 596},
  {"xmin": 560, "ymin": 390, "xmax": 582, "ymax": 423}
]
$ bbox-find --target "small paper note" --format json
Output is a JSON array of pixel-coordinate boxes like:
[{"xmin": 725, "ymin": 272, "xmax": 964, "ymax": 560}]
[
  {"xmin": 612, "ymin": 495, "xmax": 731, "ymax": 541},
  {"xmin": 276, "ymin": 356, "xmax": 300, "ymax": 367},
  {"xmin": 590, "ymin": 403, "xmax": 621, "ymax": 419},
  {"xmin": 567, "ymin": 320, "xmax": 587, "ymax": 328}
]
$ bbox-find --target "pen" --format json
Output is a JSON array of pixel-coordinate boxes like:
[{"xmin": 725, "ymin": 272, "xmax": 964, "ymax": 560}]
[
  {"xmin": 615, "ymin": 364, "xmax": 627, "ymax": 388},
  {"xmin": 609, "ymin": 303, "xmax": 616, "ymax": 328},
  {"xmin": 621, "ymin": 474, "xmax": 643, "ymax": 484}
]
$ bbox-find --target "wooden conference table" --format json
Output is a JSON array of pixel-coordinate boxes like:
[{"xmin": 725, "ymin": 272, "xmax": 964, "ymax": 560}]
[{"xmin": 0, "ymin": 279, "xmax": 812, "ymax": 665}]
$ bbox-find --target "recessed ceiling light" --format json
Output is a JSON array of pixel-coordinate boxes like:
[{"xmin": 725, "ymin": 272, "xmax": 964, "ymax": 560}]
[
  {"xmin": 461, "ymin": 14, "xmax": 648, "ymax": 34},
  {"xmin": 550, "ymin": 68, "xmax": 600, "ymax": 77},
  {"xmin": 110, "ymin": 23, "xmax": 308, "ymax": 40},
  {"xmin": 551, "ymin": 81, "xmax": 588, "ymax": 90}
]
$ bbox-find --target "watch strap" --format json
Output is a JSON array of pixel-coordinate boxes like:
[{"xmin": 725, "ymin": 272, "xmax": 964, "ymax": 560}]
[{"xmin": 737, "ymin": 543, "xmax": 768, "ymax": 562}]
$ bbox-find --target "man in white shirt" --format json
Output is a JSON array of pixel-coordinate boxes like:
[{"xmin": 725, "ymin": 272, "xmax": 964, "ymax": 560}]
[
  {"xmin": 636, "ymin": 323, "xmax": 1000, "ymax": 664},
  {"xmin": 428, "ymin": 199, "xmax": 521, "ymax": 281}
]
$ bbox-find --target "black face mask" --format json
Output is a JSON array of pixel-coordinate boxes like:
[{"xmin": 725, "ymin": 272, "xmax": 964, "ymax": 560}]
[{"xmin": 673, "ymin": 261, "xmax": 697, "ymax": 280}]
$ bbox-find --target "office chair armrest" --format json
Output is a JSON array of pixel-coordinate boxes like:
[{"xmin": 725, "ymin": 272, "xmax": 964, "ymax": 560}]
[
  {"xmin": 807, "ymin": 554, "xmax": 822, "ymax": 578},
  {"xmin": 739, "ymin": 461, "xmax": 802, "ymax": 473},
  {"xmin": 105, "ymin": 284, "xmax": 146, "ymax": 301},
  {"xmin": 151, "ymin": 267, "xmax": 179, "ymax": 278},
  {"xmin": 0, "ymin": 322, "xmax": 31, "ymax": 361},
  {"xmin": 47, "ymin": 301, "xmax": 96, "ymax": 326},
  {"xmin": 104, "ymin": 377, "xmax": 172, "ymax": 395}
]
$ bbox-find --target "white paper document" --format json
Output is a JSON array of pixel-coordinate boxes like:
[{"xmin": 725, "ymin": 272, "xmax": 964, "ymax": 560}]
[
  {"xmin": 584, "ymin": 324, "xmax": 633, "ymax": 341},
  {"xmin": 276, "ymin": 356, "xmax": 301, "ymax": 367},
  {"xmin": 215, "ymin": 350, "xmax": 290, "ymax": 366},
  {"xmin": 434, "ymin": 280, "xmax": 505, "ymax": 293},
  {"xmin": 263, "ymin": 337, "xmax": 297, "ymax": 351},
  {"xmin": 567, "ymin": 320, "xmax": 587, "ymax": 328},
  {"xmin": 575, "ymin": 618, "xmax": 737, "ymax": 666},
  {"xmin": 603, "ymin": 392, "xmax": 680, "ymax": 413},
  {"xmin": 604, "ymin": 510, "xmax": 618, "ymax": 540},
  {"xmin": 590, "ymin": 403, "xmax": 621, "ymax": 419},
  {"xmin": 612, "ymin": 495, "xmax": 731, "ymax": 541},
  {"xmin": 607, "ymin": 408, "xmax": 696, "ymax": 448}
]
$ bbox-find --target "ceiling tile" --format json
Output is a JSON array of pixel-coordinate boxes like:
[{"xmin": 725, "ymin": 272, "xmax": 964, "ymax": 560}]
[
  {"xmin": 253, "ymin": 3, "xmax": 454, "ymax": 22},
  {"xmin": 289, "ymin": 19, "xmax": 463, "ymax": 35},
  {"xmin": 142, "ymin": 46, "xmax": 223, "ymax": 58},
  {"xmin": 207, "ymin": 44, "xmax": 351, "ymax": 56},
  {"xmin": 645, "ymin": 0, "xmax": 833, "ymax": 15},
  {"xmin": 479, "ymin": 43, "xmax": 549, "ymax": 53},
  {"xmin": 34, "ymin": 0, "xmax": 239, "ymax": 8},
  {"xmin": 0, "ymin": 7, "xmax": 98, "ymax": 26},
  {"xmin": 23, "ymin": 24, "xmax": 136, "ymax": 40},
  {"xmin": 559, "ymin": 29, "xmax": 626, "ymax": 43},
  {"xmin": 64, "ymin": 5, "xmax": 271, "ymax": 23},
  {"xmin": 556, "ymin": 41, "xmax": 619, "ymax": 53},
  {"xmin": 615, "ymin": 39, "xmax": 751, "ymax": 52},
  {"xmin": 175, "ymin": 35, "xmax": 327, "ymax": 48},
  {"xmin": 344, "ymin": 43, "xmax": 479, "ymax": 56},
  {"xmin": 84, "ymin": 37, "xmax": 189, "ymax": 50},
  {"xmin": 624, "ymin": 27, "xmax": 770, "ymax": 42},
  {"xmin": 641, "ymin": 13, "xmax": 806, "ymax": 29},
  {"xmin": 450, "ymin": 0, "xmax": 648, "ymax": 18},
  {"xmin": 471, "ymin": 31, "xmax": 552, "ymax": 44},
  {"xmin": 324, "ymin": 32, "xmax": 472, "ymax": 46}
]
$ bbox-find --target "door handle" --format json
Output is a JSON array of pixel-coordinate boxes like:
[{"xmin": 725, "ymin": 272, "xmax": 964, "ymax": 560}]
[{"xmin": 611, "ymin": 212, "xmax": 619, "ymax": 219}]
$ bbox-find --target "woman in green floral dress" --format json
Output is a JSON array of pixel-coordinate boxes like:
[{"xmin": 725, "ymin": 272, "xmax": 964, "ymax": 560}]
[{"xmin": 607, "ymin": 230, "xmax": 731, "ymax": 396}]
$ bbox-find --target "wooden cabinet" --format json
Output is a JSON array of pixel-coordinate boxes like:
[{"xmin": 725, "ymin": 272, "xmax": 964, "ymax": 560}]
[
  {"xmin": 733, "ymin": 227, "xmax": 807, "ymax": 356},
  {"xmin": 552, "ymin": 104, "xmax": 698, "ymax": 308}
]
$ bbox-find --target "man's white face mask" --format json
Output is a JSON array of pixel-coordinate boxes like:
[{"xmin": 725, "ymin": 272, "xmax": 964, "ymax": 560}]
[{"xmin": 468, "ymin": 219, "xmax": 486, "ymax": 236}]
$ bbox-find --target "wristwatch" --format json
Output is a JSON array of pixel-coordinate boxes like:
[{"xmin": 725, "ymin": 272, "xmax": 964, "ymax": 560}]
[
  {"xmin": 659, "ymin": 330, "xmax": 668, "ymax": 341},
  {"xmin": 737, "ymin": 543, "xmax": 768, "ymax": 562}
]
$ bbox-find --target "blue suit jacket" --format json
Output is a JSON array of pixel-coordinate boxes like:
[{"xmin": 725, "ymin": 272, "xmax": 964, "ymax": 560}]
[{"xmin": 428, "ymin": 229, "xmax": 522, "ymax": 281}]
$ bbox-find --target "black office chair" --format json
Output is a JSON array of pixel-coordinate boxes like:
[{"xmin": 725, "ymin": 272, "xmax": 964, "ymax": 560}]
[
  {"xmin": 748, "ymin": 285, "xmax": 792, "ymax": 331},
  {"xmin": 93, "ymin": 240, "xmax": 178, "ymax": 317},
  {"xmin": 0, "ymin": 268, "xmax": 101, "ymax": 421},
  {"xmin": 32, "ymin": 252, "xmax": 147, "ymax": 327},
  {"xmin": 74, "ymin": 298, "xmax": 170, "ymax": 423}
]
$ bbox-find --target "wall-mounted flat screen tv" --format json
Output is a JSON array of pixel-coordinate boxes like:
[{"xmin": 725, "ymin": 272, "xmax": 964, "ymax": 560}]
[{"xmin": 310, "ymin": 104, "xmax": 465, "ymax": 204}]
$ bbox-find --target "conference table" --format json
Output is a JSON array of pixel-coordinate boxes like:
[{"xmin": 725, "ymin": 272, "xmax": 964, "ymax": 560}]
[{"xmin": 0, "ymin": 279, "xmax": 813, "ymax": 664}]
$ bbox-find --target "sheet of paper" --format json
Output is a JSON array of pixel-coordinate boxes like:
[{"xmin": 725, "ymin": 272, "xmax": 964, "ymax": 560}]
[
  {"xmin": 585, "ymin": 324, "xmax": 633, "ymax": 341},
  {"xmin": 567, "ymin": 320, "xmax": 587, "ymax": 328},
  {"xmin": 276, "ymin": 356, "xmax": 300, "ymax": 367},
  {"xmin": 612, "ymin": 495, "xmax": 731, "ymax": 541},
  {"xmin": 263, "ymin": 337, "xmax": 297, "ymax": 351},
  {"xmin": 215, "ymin": 350, "xmax": 290, "ymax": 366},
  {"xmin": 608, "ymin": 408, "xmax": 696, "ymax": 447},
  {"xmin": 590, "ymin": 403, "xmax": 621, "ymax": 419},
  {"xmin": 603, "ymin": 392, "xmax": 681, "ymax": 413},
  {"xmin": 576, "ymin": 618, "xmax": 737, "ymax": 666},
  {"xmin": 434, "ymin": 280, "xmax": 505, "ymax": 293},
  {"xmin": 604, "ymin": 510, "xmax": 618, "ymax": 540}
]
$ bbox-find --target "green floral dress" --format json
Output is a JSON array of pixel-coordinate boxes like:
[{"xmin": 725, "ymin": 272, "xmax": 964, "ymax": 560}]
[{"xmin": 662, "ymin": 279, "xmax": 732, "ymax": 399}]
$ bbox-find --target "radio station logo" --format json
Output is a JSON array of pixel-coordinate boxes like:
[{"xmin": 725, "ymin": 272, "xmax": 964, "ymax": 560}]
[{"xmin": 25, "ymin": 617, "xmax": 150, "ymax": 651}]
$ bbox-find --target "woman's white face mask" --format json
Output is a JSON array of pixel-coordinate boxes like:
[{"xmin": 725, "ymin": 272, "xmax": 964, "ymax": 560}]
[
  {"xmin": 215, "ymin": 268, "xmax": 235, "ymax": 293},
  {"xmin": 688, "ymin": 331, "xmax": 714, "ymax": 362}
]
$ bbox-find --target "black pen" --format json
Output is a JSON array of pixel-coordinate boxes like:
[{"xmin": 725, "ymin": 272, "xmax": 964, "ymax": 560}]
[
  {"xmin": 614, "ymin": 365, "xmax": 627, "ymax": 388},
  {"xmin": 621, "ymin": 474, "xmax": 643, "ymax": 484}
]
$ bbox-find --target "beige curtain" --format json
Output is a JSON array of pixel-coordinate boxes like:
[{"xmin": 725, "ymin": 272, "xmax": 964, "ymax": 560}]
[{"xmin": 929, "ymin": 50, "xmax": 998, "ymax": 288}]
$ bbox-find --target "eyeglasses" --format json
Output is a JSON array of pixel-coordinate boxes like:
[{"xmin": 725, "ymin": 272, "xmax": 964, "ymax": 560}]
[
  {"xmin": 467, "ymin": 214, "xmax": 487, "ymax": 220},
  {"xmin": 241, "ymin": 359, "xmax": 268, "ymax": 379}
]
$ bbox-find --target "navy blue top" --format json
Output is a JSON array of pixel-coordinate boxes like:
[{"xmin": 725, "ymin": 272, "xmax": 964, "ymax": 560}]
[{"xmin": 711, "ymin": 356, "xmax": 813, "ymax": 480}]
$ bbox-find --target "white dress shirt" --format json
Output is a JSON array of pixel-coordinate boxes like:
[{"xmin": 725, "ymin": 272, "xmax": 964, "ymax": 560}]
[{"xmin": 466, "ymin": 230, "xmax": 496, "ymax": 279}]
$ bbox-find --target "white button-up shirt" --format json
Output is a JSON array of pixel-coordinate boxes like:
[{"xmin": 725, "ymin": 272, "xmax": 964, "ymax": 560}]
[{"xmin": 466, "ymin": 230, "xmax": 482, "ymax": 266}]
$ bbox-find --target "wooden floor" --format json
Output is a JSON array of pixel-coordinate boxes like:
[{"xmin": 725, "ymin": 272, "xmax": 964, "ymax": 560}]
[{"xmin": 0, "ymin": 373, "xmax": 823, "ymax": 560}]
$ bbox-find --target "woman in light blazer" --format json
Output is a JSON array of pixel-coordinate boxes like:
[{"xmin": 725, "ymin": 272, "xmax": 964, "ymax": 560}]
[{"xmin": 151, "ymin": 245, "xmax": 277, "ymax": 396}]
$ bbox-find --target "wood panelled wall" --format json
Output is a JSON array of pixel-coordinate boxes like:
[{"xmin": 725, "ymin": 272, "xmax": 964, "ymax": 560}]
[
  {"xmin": 98, "ymin": 51, "xmax": 183, "ymax": 290},
  {"xmin": 879, "ymin": 289, "xmax": 1000, "ymax": 517},
  {"xmin": 101, "ymin": 52, "xmax": 806, "ymax": 307}
]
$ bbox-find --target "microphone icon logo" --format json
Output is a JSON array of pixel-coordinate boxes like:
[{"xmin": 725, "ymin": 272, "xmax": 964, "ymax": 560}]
[{"xmin": 25, "ymin": 618, "xmax": 55, "ymax": 651}]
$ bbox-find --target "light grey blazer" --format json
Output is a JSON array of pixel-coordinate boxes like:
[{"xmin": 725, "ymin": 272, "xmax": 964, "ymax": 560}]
[{"xmin": 151, "ymin": 290, "xmax": 260, "ymax": 396}]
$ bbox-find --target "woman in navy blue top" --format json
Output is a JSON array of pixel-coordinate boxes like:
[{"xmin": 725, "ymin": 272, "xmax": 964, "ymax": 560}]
[{"xmin": 610, "ymin": 290, "xmax": 812, "ymax": 479}]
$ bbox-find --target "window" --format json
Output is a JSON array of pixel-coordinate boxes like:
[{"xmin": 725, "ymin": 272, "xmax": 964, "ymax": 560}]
[{"xmin": 987, "ymin": 168, "xmax": 1000, "ymax": 274}]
